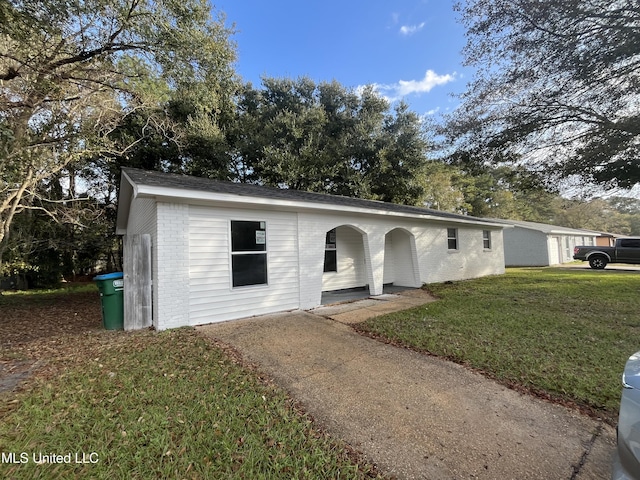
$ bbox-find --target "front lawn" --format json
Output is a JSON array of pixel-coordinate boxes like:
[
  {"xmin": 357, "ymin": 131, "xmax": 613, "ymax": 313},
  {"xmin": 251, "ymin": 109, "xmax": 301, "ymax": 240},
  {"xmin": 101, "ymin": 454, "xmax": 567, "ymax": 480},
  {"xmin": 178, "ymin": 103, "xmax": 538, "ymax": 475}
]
[
  {"xmin": 0, "ymin": 290, "xmax": 372, "ymax": 479},
  {"xmin": 356, "ymin": 267, "xmax": 640, "ymax": 423}
]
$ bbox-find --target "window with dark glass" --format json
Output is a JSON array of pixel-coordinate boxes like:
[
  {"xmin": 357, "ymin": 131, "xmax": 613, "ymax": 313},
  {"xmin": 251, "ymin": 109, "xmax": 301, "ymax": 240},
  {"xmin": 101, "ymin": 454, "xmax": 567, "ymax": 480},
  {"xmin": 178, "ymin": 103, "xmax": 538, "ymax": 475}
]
[
  {"xmin": 620, "ymin": 239, "xmax": 640, "ymax": 248},
  {"xmin": 231, "ymin": 220, "xmax": 267, "ymax": 287},
  {"xmin": 447, "ymin": 228, "xmax": 458, "ymax": 250},
  {"xmin": 483, "ymin": 230, "xmax": 491, "ymax": 249},
  {"xmin": 324, "ymin": 229, "xmax": 337, "ymax": 272}
]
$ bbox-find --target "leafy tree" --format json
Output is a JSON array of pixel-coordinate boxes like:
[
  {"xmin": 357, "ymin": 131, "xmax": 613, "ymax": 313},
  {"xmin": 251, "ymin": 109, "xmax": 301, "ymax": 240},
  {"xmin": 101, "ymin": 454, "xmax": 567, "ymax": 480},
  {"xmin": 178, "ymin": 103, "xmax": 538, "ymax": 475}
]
[
  {"xmin": 603, "ymin": 197, "xmax": 640, "ymax": 235},
  {"xmin": 368, "ymin": 103, "xmax": 431, "ymax": 204},
  {"xmin": 420, "ymin": 162, "xmax": 469, "ymax": 212},
  {"xmin": 551, "ymin": 198, "xmax": 632, "ymax": 235},
  {"xmin": 225, "ymin": 77, "xmax": 430, "ymax": 205},
  {"xmin": 441, "ymin": 149, "xmax": 559, "ymax": 220},
  {"xmin": 0, "ymin": 0, "xmax": 237, "ymax": 265},
  {"xmin": 445, "ymin": 0, "xmax": 640, "ymax": 188}
]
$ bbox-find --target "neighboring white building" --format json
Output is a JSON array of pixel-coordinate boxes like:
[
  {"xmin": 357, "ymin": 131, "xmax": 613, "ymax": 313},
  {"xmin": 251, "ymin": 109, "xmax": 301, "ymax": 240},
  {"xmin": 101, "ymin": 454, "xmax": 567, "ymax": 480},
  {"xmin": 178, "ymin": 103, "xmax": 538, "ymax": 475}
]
[
  {"xmin": 490, "ymin": 219, "xmax": 599, "ymax": 267},
  {"xmin": 116, "ymin": 168, "xmax": 508, "ymax": 330}
]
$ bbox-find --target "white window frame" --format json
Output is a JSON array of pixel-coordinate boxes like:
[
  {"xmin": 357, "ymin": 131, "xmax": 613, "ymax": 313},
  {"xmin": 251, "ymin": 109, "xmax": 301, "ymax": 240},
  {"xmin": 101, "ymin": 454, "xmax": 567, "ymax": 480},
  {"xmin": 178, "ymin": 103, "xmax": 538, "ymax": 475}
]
[
  {"xmin": 229, "ymin": 220, "xmax": 268, "ymax": 289},
  {"xmin": 447, "ymin": 228, "xmax": 459, "ymax": 251},
  {"xmin": 324, "ymin": 228, "xmax": 337, "ymax": 273},
  {"xmin": 483, "ymin": 230, "xmax": 492, "ymax": 250}
]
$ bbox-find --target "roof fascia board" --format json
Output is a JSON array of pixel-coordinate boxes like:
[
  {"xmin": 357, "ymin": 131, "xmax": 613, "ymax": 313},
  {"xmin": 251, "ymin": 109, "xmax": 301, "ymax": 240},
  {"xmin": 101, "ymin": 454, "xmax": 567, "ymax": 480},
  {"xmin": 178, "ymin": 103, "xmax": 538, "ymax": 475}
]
[
  {"xmin": 510, "ymin": 223, "xmax": 596, "ymax": 236},
  {"xmin": 548, "ymin": 229, "xmax": 597, "ymax": 236},
  {"xmin": 115, "ymin": 171, "xmax": 135, "ymax": 235},
  {"xmin": 133, "ymin": 184, "xmax": 507, "ymax": 229}
]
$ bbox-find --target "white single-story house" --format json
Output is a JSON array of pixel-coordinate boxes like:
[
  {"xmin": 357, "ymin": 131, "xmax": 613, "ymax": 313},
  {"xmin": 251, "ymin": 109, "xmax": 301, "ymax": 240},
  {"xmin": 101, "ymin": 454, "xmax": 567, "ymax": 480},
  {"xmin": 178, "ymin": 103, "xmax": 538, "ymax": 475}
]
[
  {"xmin": 489, "ymin": 219, "xmax": 600, "ymax": 267},
  {"xmin": 116, "ymin": 168, "xmax": 509, "ymax": 330}
]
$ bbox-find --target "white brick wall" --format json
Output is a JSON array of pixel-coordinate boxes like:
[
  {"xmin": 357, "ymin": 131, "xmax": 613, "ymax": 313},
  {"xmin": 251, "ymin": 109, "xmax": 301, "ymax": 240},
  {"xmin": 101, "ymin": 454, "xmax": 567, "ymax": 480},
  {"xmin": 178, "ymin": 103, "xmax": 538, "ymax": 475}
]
[
  {"xmin": 298, "ymin": 212, "xmax": 505, "ymax": 309},
  {"xmin": 126, "ymin": 198, "xmax": 506, "ymax": 327},
  {"xmin": 155, "ymin": 202, "xmax": 190, "ymax": 330},
  {"xmin": 414, "ymin": 225, "xmax": 505, "ymax": 283}
]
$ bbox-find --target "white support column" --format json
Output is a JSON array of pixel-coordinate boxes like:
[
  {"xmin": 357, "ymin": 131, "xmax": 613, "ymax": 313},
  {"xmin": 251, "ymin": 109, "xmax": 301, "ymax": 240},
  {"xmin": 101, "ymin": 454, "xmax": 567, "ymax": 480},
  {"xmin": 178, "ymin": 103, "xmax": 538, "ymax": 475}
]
[
  {"xmin": 408, "ymin": 233, "xmax": 422, "ymax": 287},
  {"xmin": 364, "ymin": 230, "xmax": 386, "ymax": 296}
]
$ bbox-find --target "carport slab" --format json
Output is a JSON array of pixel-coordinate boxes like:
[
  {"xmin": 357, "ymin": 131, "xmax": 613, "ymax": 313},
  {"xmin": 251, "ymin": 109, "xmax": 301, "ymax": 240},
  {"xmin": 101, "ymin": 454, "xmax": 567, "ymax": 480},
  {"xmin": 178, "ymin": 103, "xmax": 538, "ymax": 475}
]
[{"xmin": 199, "ymin": 312, "xmax": 614, "ymax": 480}]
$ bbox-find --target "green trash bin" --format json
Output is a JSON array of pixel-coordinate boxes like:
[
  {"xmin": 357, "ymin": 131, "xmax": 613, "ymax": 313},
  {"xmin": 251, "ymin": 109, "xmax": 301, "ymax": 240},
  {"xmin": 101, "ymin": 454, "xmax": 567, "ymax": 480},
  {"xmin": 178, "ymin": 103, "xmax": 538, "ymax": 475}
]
[{"xmin": 94, "ymin": 272, "xmax": 124, "ymax": 330}]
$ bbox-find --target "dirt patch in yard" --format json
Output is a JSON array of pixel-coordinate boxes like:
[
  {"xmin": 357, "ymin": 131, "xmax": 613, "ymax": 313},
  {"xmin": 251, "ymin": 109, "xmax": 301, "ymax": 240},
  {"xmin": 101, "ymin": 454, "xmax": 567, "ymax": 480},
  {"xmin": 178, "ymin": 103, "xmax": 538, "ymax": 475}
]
[{"xmin": 0, "ymin": 290, "xmax": 126, "ymax": 401}]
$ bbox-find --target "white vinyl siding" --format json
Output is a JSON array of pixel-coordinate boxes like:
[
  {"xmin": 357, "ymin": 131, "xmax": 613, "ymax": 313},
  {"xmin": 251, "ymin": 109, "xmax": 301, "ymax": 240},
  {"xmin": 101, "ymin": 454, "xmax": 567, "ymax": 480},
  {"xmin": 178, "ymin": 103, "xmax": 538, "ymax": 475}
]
[
  {"xmin": 127, "ymin": 198, "xmax": 157, "ymax": 236},
  {"xmin": 504, "ymin": 227, "xmax": 598, "ymax": 267},
  {"xmin": 188, "ymin": 207, "xmax": 299, "ymax": 324},
  {"xmin": 503, "ymin": 228, "xmax": 551, "ymax": 266},
  {"xmin": 548, "ymin": 236, "xmax": 562, "ymax": 265}
]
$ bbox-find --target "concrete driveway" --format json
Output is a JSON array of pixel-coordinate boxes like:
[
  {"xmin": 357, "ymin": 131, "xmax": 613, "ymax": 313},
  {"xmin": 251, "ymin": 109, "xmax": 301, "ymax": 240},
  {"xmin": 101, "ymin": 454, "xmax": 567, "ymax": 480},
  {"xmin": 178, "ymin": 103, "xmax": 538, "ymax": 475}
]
[
  {"xmin": 198, "ymin": 304, "xmax": 615, "ymax": 479},
  {"xmin": 563, "ymin": 263, "xmax": 640, "ymax": 272}
]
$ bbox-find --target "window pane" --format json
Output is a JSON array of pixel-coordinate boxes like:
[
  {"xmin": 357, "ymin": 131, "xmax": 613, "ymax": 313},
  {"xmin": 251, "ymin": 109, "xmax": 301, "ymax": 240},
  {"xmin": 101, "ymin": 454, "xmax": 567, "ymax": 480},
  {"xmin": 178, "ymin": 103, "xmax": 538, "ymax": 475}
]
[
  {"xmin": 326, "ymin": 229, "xmax": 336, "ymax": 249},
  {"xmin": 620, "ymin": 239, "xmax": 640, "ymax": 248},
  {"xmin": 447, "ymin": 228, "xmax": 458, "ymax": 250},
  {"xmin": 232, "ymin": 253, "xmax": 267, "ymax": 287},
  {"xmin": 324, "ymin": 250, "xmax": 337, "ymax": 272},
  {"xmin": 231, "ymin": 221, "xmax": 266, "ymax": 252},
  {"xmin": 483, "ymin": 230, "xmax": 491, "ymax": 249}
]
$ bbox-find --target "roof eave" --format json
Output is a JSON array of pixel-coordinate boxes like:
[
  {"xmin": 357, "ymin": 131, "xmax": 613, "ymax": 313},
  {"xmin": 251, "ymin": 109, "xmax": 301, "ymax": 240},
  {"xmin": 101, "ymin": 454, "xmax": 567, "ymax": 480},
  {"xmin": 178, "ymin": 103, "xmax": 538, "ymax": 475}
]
[
  {"xmin": 115, "ymin": 170, "xmax": 136, "ymax": 235},
  {"xmin": 133, "ymin": 184, "xmax": 507, "ymax": 228}
]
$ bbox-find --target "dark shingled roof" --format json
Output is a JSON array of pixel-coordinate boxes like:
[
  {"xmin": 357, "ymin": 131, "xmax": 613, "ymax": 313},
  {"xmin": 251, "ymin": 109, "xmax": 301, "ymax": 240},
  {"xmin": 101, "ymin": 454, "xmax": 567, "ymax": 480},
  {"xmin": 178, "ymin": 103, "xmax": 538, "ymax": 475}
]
[{"xmin": 122, "ymin": 167, "xmax": 499, "ymax": 225}]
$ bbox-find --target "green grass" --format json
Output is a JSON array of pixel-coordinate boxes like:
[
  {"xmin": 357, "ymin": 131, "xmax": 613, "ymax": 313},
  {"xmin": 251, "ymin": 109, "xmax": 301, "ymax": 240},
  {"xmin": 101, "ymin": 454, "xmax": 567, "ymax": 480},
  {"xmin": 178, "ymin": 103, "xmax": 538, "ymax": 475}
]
[
  {"xmin": 356, "ymin": 267, "xmax": 640, "ymax": 421},
  {"xmin": 0, "ymin": 283, "xmax": 98, "ymax": 306},
  {"xmin": 0, "ymin": 329, "xmax": 369, "ymax": 479}
]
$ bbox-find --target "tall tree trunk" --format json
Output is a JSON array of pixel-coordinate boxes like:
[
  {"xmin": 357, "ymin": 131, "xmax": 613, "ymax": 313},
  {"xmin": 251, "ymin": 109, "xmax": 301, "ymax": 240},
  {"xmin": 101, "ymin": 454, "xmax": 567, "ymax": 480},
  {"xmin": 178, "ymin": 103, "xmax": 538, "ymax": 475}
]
[{"xmin": 0, "ymin": 167, "xmax": 34, "ymax": 266}]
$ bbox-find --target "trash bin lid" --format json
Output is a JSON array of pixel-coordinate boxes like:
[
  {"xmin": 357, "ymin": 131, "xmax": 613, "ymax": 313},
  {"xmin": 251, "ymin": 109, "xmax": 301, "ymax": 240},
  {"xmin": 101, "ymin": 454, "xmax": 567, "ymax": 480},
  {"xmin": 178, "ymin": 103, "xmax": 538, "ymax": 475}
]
[{"xmin": 93, "ymin": 272, "xmax": 124, "ymax": 281}]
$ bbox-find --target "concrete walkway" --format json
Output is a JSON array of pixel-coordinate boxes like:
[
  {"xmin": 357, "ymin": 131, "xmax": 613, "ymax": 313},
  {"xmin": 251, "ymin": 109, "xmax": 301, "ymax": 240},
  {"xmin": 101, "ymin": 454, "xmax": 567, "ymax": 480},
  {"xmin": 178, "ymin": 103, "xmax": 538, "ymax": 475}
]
[{"xmin": 198, "ymin": 294, "xmax": 615, "ymax": 479}]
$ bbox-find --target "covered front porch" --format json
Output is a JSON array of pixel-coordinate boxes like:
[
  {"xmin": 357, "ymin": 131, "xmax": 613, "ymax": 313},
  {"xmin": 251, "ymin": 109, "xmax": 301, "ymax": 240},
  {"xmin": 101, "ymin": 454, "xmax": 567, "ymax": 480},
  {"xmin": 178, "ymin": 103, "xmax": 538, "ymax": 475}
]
[{"xmin": 320, "ymin": 284, "xmax": 414, "ymax": 305}]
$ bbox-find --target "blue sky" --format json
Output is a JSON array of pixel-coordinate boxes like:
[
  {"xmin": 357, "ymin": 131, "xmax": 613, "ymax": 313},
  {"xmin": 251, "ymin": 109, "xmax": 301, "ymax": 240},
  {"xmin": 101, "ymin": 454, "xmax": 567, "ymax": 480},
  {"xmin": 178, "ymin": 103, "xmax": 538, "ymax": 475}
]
[{"xmin": 215, "ymin": 0, "xmax": 470, "ymax": 119}]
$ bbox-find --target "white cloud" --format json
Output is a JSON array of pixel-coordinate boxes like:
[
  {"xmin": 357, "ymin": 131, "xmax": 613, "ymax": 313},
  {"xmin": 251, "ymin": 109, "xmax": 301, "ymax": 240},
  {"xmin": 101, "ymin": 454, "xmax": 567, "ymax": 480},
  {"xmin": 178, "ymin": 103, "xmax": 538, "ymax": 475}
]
[
  {"xmin": 370, "ymin": 70, "xmax": 456, "ymax": 102},
  {"xmin": 399, "ymin": 22, "xmax": 425, "ymax": 36},
  {"xmin": 397, "ymin": 70, "xmax": 455, "ymax": 95}
]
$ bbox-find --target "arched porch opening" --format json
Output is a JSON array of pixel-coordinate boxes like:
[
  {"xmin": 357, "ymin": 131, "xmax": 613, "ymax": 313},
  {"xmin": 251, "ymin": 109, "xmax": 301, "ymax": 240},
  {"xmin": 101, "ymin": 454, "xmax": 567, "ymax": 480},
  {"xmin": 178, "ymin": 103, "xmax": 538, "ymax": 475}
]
[
  {"xmin": 383, "ymin": 228, "xmax": 421, "ymax": 287},
  {"xmin": 321, "ymin": 224, "xmax": 367, "ymax": 293}
]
